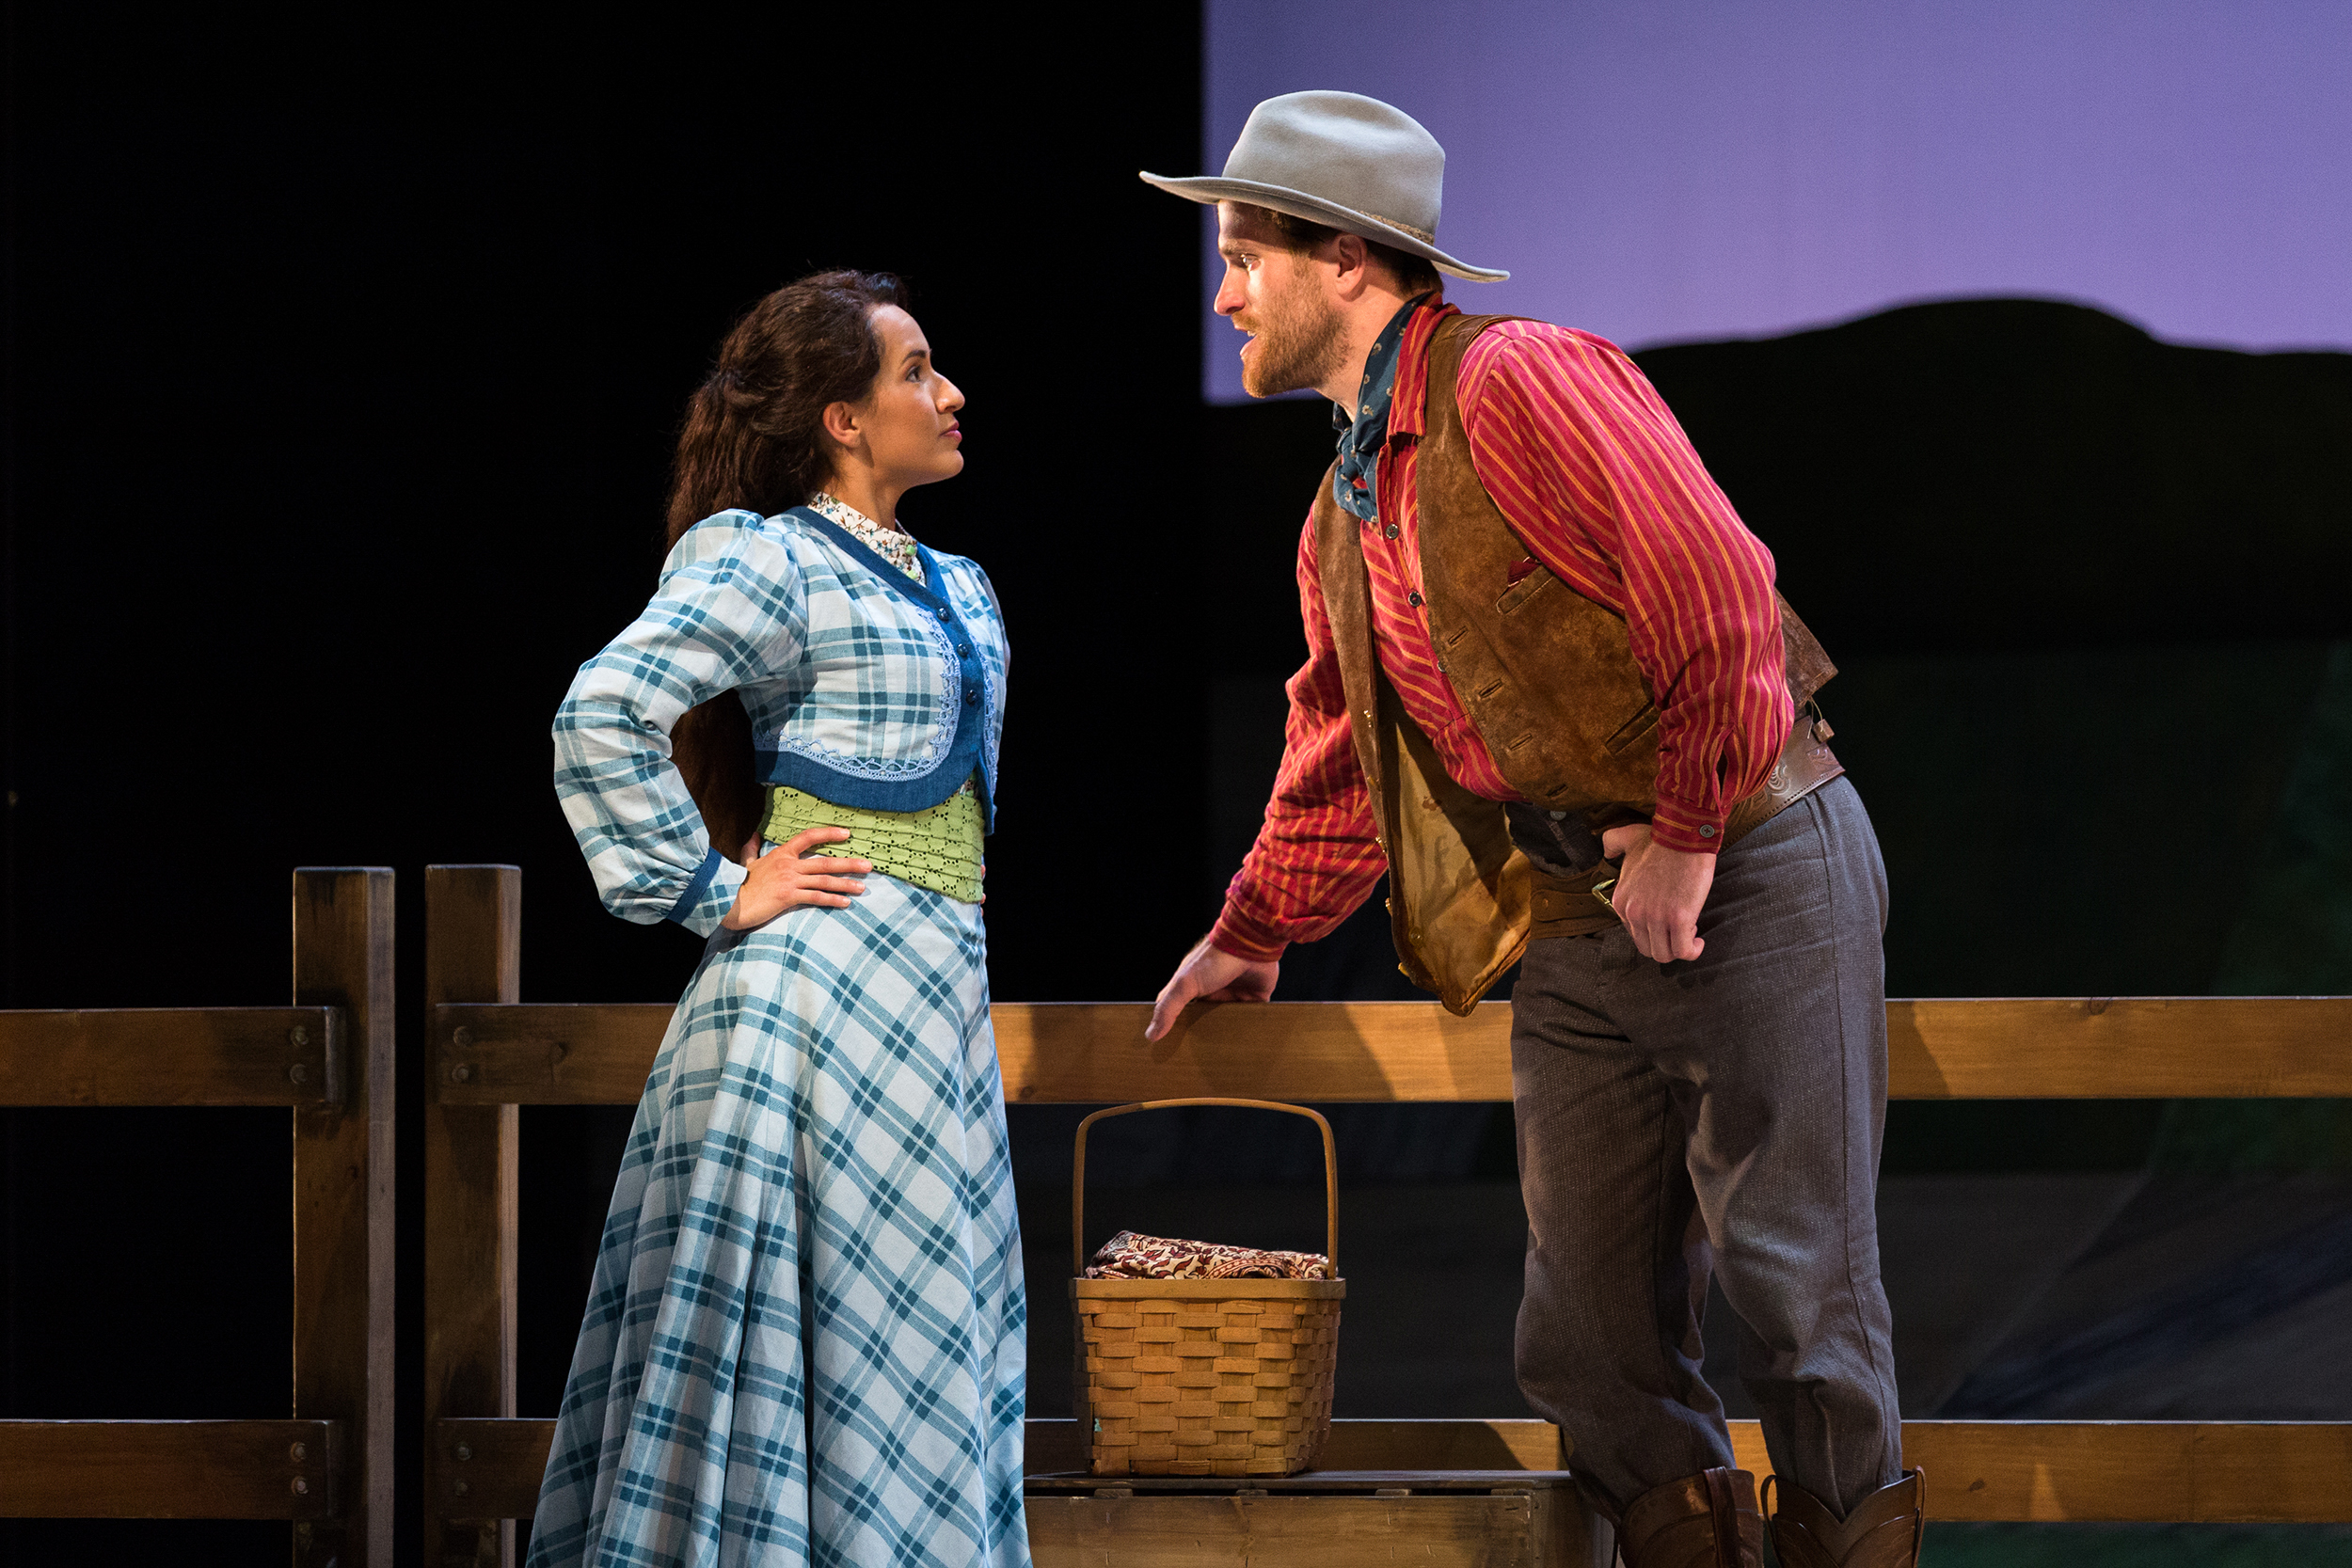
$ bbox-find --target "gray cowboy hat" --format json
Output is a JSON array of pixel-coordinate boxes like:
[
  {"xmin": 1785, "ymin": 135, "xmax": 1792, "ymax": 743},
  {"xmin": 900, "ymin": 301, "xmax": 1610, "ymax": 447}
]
[{"xmin": 1140, "ymin": 90, "xmax": 1507, "ymax": 283}]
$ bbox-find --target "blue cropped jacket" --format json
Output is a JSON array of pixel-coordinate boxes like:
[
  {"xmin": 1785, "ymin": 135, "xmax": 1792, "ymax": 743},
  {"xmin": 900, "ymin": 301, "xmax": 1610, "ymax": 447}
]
[{"xmin": 553, "ymin": 506, "xmax": 1007, "ymax": 935}]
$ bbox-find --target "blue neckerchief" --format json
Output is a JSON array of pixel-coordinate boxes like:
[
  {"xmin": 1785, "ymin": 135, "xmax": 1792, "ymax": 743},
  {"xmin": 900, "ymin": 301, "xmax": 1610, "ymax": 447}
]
[{"xmin": 1332, "ymin": 293, "xmax": 1433, "ymax": 524}]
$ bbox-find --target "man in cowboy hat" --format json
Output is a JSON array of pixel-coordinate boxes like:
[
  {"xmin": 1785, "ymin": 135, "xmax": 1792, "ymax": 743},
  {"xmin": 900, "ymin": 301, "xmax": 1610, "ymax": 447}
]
[{"xmin": 1140, "ymin": 91, "xmax": 1923, "ymax": 1568}]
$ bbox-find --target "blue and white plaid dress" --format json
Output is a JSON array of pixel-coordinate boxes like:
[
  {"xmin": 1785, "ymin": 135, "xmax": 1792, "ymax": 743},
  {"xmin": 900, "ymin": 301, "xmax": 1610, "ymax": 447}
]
[{"xmin": 534, "ymin": 506, "xmax": 1028, "ymax": 1568}]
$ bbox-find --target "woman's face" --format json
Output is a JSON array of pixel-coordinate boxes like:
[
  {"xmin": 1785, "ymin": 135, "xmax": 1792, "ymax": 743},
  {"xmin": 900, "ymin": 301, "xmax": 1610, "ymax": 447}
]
[{"xmin": 839, "ymin": 305, "xmax": 963, "ymax": 491}]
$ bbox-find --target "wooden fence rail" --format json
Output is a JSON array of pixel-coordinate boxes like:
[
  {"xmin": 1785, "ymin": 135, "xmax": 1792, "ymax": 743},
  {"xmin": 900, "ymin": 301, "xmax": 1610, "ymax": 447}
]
[
  {"xmin": 0, "ymin": 1420, "xmax": 342, "ymax": 1520},
  {"xmin": 433, "ymin": 995, "xmax": 2352, "ymax": 1107},
  {"xmin": 0, "ymin": 1007, "xmax": 344, "ymax": 1106},
  {"xmin": 0, "ymin": 869, "xmax": 393, "ymax": 1566},
  {"xmin": 418, "ymin": 862, "xmax": 2352, "ymax": 1562}
]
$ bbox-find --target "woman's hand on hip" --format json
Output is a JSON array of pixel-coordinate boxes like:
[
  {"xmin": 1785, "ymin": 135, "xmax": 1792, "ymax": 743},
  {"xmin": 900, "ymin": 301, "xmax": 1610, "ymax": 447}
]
[{"xmin": 720, "ymin": 827, "xmax": 872, "ymax": 930}]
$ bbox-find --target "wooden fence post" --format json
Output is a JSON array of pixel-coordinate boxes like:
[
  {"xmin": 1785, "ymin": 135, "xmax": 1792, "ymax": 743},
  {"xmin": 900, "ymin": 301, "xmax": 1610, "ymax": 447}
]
[
  {"xmin": 292, "ymin": 868, "xmax": 395, "ymax": 1567},
  {"xmin": 425, "ymin": 865, "xmax": 523, "ymax": 1568}
]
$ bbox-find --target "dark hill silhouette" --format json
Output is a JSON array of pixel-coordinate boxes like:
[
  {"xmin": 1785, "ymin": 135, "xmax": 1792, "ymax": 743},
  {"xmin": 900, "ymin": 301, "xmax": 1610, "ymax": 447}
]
[{"xmin": 1632, "ymin": 298, "xmax": 2352, "ymax": 656}]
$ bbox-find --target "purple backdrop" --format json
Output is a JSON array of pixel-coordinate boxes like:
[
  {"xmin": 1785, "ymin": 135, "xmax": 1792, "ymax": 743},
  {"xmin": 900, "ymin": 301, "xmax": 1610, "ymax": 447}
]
[{"xmin": 1196, "ymin": 0, "xmax": 2352, "ymax": 401}]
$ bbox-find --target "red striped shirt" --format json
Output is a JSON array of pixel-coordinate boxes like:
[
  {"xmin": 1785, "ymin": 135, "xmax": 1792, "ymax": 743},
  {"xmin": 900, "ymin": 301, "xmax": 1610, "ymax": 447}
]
[{"xmin": 1210, "ymin": 303, "xmax": 1793, "ymax": 963}]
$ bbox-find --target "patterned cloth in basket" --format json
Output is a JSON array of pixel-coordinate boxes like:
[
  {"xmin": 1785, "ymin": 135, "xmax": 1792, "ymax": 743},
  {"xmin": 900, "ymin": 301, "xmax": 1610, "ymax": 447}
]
[{"xmin": 1083, "ymin": 1229, "xmax": 1331, "ymax": 1280}]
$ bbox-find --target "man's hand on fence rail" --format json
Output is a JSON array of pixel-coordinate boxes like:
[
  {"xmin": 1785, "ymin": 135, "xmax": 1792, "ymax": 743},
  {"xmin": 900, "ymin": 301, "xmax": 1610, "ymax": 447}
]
[{"xmin": 1146, "ymin": 936, "xmax": 1280, "ymax": 1040}]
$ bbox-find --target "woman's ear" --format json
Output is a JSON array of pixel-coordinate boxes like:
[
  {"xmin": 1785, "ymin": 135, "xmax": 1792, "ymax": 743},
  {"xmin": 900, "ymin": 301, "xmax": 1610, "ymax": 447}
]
[{"xmin": 819, "ymin": 399, "xmax": 863, "ymax": 455}]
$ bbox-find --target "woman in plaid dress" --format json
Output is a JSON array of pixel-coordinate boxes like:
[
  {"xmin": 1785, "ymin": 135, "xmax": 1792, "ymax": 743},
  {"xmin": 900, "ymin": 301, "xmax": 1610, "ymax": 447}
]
[{"xmin": 532, "ymin": 272, "xmax": 1029, "ymax": 1568}]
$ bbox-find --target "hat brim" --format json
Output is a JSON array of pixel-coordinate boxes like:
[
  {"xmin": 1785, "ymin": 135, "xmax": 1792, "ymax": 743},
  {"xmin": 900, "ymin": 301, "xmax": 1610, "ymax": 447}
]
[{"xmin": 1139, "ymin": 170, "xmax": 1509, "ymax": 283}]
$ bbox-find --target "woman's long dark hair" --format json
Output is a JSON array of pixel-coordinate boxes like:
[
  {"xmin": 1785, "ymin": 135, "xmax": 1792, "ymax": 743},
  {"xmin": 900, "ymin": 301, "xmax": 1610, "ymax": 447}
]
[{"xmin": 662, "ymin": 270, "xmax": 907, "ymax": 858}]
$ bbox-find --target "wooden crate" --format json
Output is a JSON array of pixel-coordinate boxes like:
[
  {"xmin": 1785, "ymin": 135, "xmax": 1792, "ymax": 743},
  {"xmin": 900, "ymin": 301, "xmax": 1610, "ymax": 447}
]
[
  {"xmin": 1025, "ymin": 1478, "xmax": 1598, "ymax": 1568},
  {"xmin": 1025, "ymin": 1417, "xmax": 1603, "ymax": 1568}
]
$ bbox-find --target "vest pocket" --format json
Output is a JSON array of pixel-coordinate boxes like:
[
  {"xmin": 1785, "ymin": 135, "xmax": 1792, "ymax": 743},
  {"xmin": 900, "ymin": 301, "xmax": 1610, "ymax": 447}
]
[
  {"xmin": 1495, "ymin": 564, "xmax": 1554, "ymax": 616},
  {"xmin": 1603, "ymin": 702, "xmax": 1661, "ymax": 754}
]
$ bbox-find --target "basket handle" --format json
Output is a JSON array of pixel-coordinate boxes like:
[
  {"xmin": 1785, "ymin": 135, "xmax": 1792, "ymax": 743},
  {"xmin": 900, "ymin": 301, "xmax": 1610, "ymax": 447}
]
[{"xmin": 1072, "ymin": 1098, "xmax": 1338, "ymax": 1278}]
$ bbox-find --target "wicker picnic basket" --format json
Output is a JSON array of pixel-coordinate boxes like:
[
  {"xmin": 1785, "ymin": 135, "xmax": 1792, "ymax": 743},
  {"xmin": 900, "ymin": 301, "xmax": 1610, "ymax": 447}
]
[{"xmin": 1070, "ymin": 1097, "xmax": 1345, "ymax": 1478}]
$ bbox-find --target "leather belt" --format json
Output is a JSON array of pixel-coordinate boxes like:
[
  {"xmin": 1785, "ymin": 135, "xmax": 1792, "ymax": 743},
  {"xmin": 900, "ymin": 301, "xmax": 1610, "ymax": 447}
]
[{"xmin": 1528, "ymin": 713, "xmax": 1844, "ymax": 941}]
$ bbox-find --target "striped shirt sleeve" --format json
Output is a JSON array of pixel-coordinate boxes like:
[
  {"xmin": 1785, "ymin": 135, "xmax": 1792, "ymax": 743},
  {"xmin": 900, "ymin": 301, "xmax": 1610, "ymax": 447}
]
[
  {"xmin": 1459, "ymin": 323, "xmax": 1791, "ymax": 853},
  {"xmin": 1208, "ymin": 516, "xmax": 1390, "ymax": 962},
  {"xmin": 551, "ymin": 510, "xmax": 807, "ymax": 937}
]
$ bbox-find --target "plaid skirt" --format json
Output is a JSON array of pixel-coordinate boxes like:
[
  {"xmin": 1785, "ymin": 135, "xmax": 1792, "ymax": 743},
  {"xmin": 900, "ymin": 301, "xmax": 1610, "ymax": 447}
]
[{"xmin": 525, "ymin": 873, "xmax": 1030, "ymax": 1568}]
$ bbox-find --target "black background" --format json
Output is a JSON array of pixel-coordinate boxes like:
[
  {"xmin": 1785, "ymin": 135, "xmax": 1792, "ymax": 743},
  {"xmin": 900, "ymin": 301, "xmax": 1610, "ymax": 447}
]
[
  {"xmin": 5, "ymin": 6, "xmax": 2349, "ymax": 1564},
  {"xmin": 0, "ymin": 8, "xmax": 1216, "ymax": 1560}
]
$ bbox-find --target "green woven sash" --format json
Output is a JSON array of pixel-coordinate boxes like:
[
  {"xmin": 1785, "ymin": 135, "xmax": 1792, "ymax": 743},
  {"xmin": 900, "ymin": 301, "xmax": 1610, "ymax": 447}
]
[{"xmin": 757, "ymin": 783, "xmax": 984, "ymax": 904}]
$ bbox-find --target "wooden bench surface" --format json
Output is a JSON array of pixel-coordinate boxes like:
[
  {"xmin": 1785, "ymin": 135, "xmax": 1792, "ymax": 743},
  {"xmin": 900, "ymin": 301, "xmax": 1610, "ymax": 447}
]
[{"xmin": 425, "ymin": 1417, "xmax": 2352, "ymax": 1523}]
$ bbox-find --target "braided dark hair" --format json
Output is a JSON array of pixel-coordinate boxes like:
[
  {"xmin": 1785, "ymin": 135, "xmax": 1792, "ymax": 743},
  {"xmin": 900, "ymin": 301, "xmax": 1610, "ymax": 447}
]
[
  {"xmin": 663, "ymin": 269, "xmax": 909, "ymax": 548},
  {"xmin": 662, "ymin": 270, "xmax": 908, "ymax": 856}
]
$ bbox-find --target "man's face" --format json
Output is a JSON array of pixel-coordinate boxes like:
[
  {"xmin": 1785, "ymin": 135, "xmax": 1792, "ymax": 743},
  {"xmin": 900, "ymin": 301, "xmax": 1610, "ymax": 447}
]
[{"xmin": 1215, "ymin": 202, "xmax": 1346, "ymax": 399}]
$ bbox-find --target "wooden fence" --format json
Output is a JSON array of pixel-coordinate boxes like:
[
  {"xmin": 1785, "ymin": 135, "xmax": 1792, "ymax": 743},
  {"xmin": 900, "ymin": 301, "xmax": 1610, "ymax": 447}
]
[
  {"xmin": 417, "ymin": 864, "xmax": 2352, "ymax": 1565},
  {"xmin": 0, "ymin": 868, "xmax": 394, "ymax": 1567},
  {"xmin": 5, "ymin": 863, "xmax": 2346, "ymax": 1562}
]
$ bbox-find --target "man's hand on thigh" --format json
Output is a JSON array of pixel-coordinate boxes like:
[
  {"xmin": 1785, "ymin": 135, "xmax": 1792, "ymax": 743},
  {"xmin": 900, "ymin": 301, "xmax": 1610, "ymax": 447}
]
[{"xmin": 1600, "ymin": 824, "xmax": 1716, "ymax": 963}]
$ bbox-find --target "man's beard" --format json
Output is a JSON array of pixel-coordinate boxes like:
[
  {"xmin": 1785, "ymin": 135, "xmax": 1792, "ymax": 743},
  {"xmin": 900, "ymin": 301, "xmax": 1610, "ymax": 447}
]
[{"xmin": 1238, "ymin": 267, "xmax": 1346, "ymax": 398}]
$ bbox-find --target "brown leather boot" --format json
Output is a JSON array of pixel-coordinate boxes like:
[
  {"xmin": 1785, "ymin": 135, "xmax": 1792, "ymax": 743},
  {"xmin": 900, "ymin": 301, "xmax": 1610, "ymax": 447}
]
[
  {"xmin": 1617, "ymin": 1466, "xmax": 1763, "ymax": 1568},
  {"xmin": 1765, "ymin": 1469, "xmax": 1927, "ymax": 1568}
]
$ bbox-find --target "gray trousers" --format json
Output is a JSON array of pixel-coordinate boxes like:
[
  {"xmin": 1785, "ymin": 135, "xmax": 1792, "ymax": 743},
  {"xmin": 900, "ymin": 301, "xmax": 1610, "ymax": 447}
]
[{"xmin": 1505, "ymin": 776, "xmax": 1902, "ymax": 1519}]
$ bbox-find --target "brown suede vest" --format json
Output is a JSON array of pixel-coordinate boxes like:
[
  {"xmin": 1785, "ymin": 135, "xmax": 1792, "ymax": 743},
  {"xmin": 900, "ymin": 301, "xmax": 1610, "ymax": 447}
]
[{"xmin": 1313, "ymin": 313, "xmax": 1838, "ymax": 1014}]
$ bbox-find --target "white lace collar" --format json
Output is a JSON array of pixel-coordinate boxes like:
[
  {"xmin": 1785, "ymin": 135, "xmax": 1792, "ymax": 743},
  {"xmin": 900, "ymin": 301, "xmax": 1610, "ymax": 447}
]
[{"xmin": 806, "ymin": 492, "xmax": 921, "ymax": 582}]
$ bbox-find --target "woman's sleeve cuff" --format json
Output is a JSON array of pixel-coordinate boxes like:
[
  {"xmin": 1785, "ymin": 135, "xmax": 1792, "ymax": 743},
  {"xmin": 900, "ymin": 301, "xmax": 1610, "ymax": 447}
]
[{"xmin": 665, "ymin": 847, "xmax": 744, "ymax": 937}]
